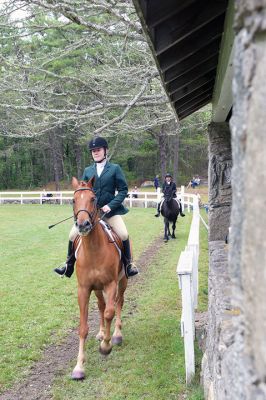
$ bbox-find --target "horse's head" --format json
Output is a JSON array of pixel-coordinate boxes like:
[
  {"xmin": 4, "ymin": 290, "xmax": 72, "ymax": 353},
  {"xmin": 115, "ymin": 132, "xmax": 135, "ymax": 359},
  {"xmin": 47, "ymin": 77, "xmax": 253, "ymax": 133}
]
[{"xmin": 72, "ymin": 176, "xmax": 98, "ymax": 235}]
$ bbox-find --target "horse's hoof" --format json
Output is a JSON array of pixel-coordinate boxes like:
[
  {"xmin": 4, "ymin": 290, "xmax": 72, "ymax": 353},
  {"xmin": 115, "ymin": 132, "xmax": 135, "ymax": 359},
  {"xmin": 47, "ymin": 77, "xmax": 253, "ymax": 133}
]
[
  {"xmin": 71, "ymin": 370, "xmax": 85, "ymax": 380},
  {"xmin": 96, "ymin": 333, "xmax": 104, "ymax": 341},
  {"xmin": 164, "ymin": 239, "xmax": 168, "ymax": 242},
  {"xmin": 99, "ymin": 342, "xmax": 112, "ymax": 356},
  {"xmin": 112, "ymin": 335, "xmax": 123, "ymax": 346}
]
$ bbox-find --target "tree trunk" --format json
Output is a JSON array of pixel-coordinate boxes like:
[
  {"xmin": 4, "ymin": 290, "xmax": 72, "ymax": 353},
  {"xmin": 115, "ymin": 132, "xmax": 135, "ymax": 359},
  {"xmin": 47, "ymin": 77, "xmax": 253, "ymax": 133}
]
[
  {"xmin": 74, "ymin": 141, "xmax": 83, "ymax": 179},
  {"xmin": 48, "ymin": 132, "xmax": 61, "ymax": 191},
  {"xmin": 158, "ymin": 124, "xmax": 167, "ymax": 179},
  {"xmin": 173, "ymin": 131, "xmax": 180, "ymax": 183}
]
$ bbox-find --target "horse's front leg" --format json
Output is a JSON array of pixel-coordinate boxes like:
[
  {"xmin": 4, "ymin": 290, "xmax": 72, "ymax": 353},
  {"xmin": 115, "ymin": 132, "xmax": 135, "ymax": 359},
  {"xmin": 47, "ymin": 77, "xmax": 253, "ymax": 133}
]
[
  {"xmin": 99, "ymin": 281, "xmax": 116, "ymax": 355},
  {"xmin": 172, "ymin": 218, "xmax": 177, "ymax": 239},
  {"xmin": 72, "ymin": 286, "xmax": 91, "ymax": 380},
  {"xmin": 164, "ymin": 219, "xmax": 169, "ymax": 242},
  {"xmin": 112, "ymin": 276, "xmax": 127, "ymax": 345},
  {"xmin": 95, "ymin": 290, "xmax": 106, "ymax": 341}
]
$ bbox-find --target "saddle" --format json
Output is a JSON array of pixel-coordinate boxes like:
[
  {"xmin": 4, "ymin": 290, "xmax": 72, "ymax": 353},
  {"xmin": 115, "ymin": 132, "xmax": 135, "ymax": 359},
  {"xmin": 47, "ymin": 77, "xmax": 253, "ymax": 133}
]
[{"xmin": 99, "ymin": 220, "xmax": 122, "ymax": 255}]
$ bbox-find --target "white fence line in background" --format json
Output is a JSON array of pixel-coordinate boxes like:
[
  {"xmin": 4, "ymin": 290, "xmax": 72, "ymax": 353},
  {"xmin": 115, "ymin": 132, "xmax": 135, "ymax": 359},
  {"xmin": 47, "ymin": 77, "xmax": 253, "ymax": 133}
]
[
  {"xmin": 176, "ymin": 194, "xmax": 200, "ymax": 384},
  {"xmin": 0, "ymin": 186, "xmax": 196, "ymax": 210}
]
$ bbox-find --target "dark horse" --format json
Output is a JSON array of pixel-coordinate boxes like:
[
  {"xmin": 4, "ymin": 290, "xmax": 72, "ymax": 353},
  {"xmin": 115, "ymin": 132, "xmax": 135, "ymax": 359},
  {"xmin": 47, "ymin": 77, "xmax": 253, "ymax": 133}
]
[{"xmin": 160, "ymin": 193, "xmax": 180, "ymax": 242}]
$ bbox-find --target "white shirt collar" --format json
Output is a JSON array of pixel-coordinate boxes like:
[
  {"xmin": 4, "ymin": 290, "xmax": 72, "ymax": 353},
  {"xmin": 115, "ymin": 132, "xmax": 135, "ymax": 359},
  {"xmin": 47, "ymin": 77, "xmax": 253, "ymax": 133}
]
[{"xmin": 96, "ymin": 159, "xmax": 107, "ymax": 177}]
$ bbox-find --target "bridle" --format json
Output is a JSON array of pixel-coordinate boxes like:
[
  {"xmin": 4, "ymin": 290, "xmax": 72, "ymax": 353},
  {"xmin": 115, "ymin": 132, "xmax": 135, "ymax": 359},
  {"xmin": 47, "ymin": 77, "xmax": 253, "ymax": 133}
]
[{"xmin": 73, "ymin": 187, "xmax": 98, "ymax": 226}]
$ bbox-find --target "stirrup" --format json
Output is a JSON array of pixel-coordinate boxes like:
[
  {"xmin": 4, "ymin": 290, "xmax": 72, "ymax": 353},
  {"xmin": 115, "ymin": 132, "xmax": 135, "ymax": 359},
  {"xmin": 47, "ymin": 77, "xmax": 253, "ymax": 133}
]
[
  {"xmin": 126, "ymin": 262, "xmax": 139, "ymax": 278},
  {"xmin": 54, "ymin": 263, "xmax": 67, "ymax": 278}
]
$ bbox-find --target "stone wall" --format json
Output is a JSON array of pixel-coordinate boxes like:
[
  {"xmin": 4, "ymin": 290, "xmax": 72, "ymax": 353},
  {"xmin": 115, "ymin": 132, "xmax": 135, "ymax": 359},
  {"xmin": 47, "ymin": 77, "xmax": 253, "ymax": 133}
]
[
  {"xmin": 202, "ymin": 2, "xmax": 266, "ymax": 399},
  {"xmin": 208, "ymin": 122, "xmax": 232, "ymax": 242},
  {"xmin": 228, "ymin": 1, "xmax": 266, "ymax": 398}
]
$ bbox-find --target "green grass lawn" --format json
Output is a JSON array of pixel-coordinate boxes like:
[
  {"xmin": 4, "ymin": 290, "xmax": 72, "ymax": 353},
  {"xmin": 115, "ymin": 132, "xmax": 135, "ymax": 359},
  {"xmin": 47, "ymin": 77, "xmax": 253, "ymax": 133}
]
[{"xmin": 0, "ymin": 205, "xmax": 207, "ymax": 399}]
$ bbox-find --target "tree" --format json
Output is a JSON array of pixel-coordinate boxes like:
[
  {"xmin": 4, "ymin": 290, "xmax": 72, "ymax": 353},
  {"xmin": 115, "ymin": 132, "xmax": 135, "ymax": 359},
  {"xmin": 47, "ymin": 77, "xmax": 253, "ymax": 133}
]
[{"xmin": 0, "ymin": 1, "xmax": 210, "ymax": 189}]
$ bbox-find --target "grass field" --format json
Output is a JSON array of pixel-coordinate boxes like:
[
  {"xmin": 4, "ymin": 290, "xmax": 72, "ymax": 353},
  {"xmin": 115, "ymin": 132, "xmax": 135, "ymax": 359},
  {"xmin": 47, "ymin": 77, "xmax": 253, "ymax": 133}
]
[{"xmin": 0, "ymin": 204, "xmax": 208, "ymax": 399}]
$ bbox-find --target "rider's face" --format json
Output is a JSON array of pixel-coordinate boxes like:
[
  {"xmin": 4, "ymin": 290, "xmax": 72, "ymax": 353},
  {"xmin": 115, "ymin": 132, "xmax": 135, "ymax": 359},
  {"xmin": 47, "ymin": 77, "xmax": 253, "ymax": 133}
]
[
  {"xmin": 165, "ymin": 177, "xmax": 171, "ymax": 183},
  {"xmin": 91, "ymin": 147, "xmax": 105, "ymax": 162}
]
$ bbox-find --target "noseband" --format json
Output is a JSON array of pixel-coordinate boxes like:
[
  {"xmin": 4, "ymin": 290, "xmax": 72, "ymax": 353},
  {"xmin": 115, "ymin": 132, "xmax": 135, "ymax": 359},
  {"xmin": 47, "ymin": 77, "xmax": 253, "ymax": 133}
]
[{"xmin": 73, "ymin": 188, "xmax": 98, "ymax": 226}]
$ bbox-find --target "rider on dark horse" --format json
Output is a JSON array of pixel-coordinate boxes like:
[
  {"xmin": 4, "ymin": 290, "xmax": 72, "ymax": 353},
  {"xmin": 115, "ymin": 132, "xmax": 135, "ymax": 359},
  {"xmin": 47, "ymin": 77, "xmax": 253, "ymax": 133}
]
[
  {"xmin": 154, "ymin": 173, "xmax": 185, "ymax": 218},
  {"xmin": 54, "ymin": 136, "xmax": 138, "ymax": 279}
]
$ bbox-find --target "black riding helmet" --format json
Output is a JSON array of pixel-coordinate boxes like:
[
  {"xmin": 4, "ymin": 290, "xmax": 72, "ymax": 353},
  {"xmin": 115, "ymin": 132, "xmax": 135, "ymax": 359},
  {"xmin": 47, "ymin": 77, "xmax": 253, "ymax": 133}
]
[
  {"xmin": 165, "ymin": 173, "xmax": 172, "ymax": 178},
  {"xmin": 88, "ymin": 137, "xmax": 108, "ymax": 151}
]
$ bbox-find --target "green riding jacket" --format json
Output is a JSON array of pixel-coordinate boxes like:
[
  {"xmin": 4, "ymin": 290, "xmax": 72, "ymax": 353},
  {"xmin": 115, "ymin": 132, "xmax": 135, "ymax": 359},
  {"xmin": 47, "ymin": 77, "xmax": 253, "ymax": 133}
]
[{"xmin": 82, "ymin": 161, "xmax": 129, "ymax": 218}]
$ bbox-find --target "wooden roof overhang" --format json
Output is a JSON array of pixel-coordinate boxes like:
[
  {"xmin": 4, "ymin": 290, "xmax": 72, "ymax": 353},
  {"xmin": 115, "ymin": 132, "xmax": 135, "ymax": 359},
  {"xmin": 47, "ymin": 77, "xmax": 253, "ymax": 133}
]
[{"xmin": 133, "ymin": 0, "xmax": 230, "ymax": 120}]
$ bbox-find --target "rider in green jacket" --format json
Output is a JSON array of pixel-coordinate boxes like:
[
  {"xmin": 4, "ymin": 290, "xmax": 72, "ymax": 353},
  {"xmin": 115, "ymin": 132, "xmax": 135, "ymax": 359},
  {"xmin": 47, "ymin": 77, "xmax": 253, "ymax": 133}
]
[{"xmin": 54, "ymin": 136, "xmax": 138, "ymax": 279}]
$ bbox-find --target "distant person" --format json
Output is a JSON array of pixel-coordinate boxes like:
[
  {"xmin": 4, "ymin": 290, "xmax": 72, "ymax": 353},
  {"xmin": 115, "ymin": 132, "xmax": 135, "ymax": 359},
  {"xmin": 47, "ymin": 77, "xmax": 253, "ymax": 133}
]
[
  {"xmin": 195, "ymin": 177, "xmax": 201, "ymax": 186},
  {"xmin": 154, "ymin": 175, "xmax": 160, "ymax": 191},
  {"xmin": 154, "ymin": 173, "xmax": 185, "ymax": 217},
  {"xmin": 132, "ymin": 186, "xmax": 138, "ymax": 199}
]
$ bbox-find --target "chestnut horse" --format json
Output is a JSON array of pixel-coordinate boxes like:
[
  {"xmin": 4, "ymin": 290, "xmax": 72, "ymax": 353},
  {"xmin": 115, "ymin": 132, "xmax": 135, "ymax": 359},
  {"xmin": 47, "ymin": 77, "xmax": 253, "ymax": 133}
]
[{"xmin": 71, "ymin": 177, "xmax": 127, "ymax": 380}]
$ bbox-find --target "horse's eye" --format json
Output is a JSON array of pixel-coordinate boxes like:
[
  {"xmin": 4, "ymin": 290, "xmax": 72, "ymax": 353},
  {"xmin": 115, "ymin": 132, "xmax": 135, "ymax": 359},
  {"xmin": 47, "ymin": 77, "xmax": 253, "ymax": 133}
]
[
  {"xmin": 91, "ymin": 197, "xmax": 96, "ymax": 202},
  {"xmin": 72, "ymin": 199, "xmax": 75, "ymax": 204}
]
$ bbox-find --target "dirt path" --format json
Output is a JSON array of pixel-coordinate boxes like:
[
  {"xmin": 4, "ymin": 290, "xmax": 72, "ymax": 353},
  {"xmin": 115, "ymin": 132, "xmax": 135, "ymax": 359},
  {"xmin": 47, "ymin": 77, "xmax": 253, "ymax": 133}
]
[{"xmin": 0, "ymin": 236, "xmax": 164, "ymax": 400}]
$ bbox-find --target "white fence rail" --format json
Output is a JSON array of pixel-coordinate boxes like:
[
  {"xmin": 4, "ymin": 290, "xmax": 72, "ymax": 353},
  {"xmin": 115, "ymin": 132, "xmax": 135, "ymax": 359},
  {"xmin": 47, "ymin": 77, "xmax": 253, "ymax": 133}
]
[
  {"xmin": 176, "ymin": 194, "xmax": 200, "ymax": 384},
  {"xmin": 0, "ymin": 186, "xmax": 195, "ymax": 210}
]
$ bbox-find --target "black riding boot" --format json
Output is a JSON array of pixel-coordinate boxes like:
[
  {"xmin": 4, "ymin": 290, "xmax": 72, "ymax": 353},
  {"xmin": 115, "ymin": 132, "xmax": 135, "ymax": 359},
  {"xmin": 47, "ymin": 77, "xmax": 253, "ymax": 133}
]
[
  {"xmin": 179, "ymin": 203, "xmax": 185, "ymax": 217},
  {"xmin": 54, "ymin": 241, "xmax": 75, "ymax": 278},
  {"xmin": 122, "ymin": 238, "xmax": 138, "ymax": 278},
  {"xmin": 154, "ymin": 202, "xmax": 161, "ymax": 217}
]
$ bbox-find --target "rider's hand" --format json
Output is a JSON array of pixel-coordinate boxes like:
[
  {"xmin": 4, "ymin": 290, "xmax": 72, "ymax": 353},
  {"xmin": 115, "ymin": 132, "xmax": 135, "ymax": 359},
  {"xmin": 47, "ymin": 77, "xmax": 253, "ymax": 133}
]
[{"xmin": 101, "ymin": 205, "xmax": 111, "ymax": 213}]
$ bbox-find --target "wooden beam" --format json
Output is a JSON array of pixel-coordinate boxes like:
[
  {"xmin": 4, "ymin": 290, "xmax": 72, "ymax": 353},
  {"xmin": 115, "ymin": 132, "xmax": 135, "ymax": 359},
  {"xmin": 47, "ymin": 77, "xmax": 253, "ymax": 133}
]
[
  {"xmin": 167, "ymin": 65, "xmax": 216, "ymax": 95},
  {"xmin": 212, "ymin": 0, "xmax": 234, "ymax": 122},
  {"xmin": 176, "ymin": 92, "xmax": 212, "ymax": 115},
  {"xmin": 178, "ymin": 99, "xmax": 210, "ymax": 119},
  {"xmin": 173, "ymin": 86, "xmax": 213, "ymax": 109},
  {"xmin": 158, "ymin": 15, "xmax": 225, "ymax": 72},
  {"xmin": 146, "ymin": 0, "xmax": 197, "ymax": 28},
  {"xmin": 170, "ymin": 75, "xmax": 215, "ymax": 101},
  {"xmin": 166, "ymin": 56, "xmax": 218, "ymax": 94},
  {"xmin": 171, "ymin": 80, "xmax": 214, "ymax": 103},
  {"xmin": 155, "ymin": 0, "xmax": 227, "ymax": 55},
  {"xmin": 164, "ymin": 40, "xmax": 220, "ymax": 84}
]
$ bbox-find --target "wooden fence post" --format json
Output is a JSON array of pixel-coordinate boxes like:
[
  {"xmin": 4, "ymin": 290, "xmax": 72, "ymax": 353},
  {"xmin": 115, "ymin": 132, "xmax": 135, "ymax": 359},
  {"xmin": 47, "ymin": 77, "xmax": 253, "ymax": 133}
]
[{"xmin": 177, "ymin": 251, "xmax": 195, "ymax": 384}]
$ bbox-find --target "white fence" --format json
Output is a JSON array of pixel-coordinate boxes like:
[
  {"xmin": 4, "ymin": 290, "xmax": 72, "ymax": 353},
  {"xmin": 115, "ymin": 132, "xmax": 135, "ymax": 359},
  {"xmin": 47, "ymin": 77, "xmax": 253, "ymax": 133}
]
[
  {"xmin": 176, "ymin": 194, "xmax": 200, "ymax": 384},
  {"xmin": 0, "ymin": 186, "xmax": 196, "ymax": 210}
]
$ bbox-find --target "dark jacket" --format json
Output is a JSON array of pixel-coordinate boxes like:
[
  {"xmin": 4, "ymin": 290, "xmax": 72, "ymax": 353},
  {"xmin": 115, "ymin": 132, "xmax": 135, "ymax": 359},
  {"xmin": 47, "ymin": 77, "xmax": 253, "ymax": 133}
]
[
  {"xmin": 162, "ymin": 181, "xmax": 177, "ymax": 197},
  {"xmin": 154, "ymin": 177, "xmax": 159, "ymax": 189},
  {"xmin": 82, "ymin": 161, "xmax": 129, "ymax": 218}
]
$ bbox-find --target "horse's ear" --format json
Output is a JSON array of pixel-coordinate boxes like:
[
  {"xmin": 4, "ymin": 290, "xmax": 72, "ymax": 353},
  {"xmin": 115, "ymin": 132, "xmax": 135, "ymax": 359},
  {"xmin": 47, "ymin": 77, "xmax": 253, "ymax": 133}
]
[
  {"xmin": 88, "ymin": 176, "xmax": 95, "ymax": 188},
  {"xmin": 72, "ymin": 177, "xmax": 79, "ymax": 190}
]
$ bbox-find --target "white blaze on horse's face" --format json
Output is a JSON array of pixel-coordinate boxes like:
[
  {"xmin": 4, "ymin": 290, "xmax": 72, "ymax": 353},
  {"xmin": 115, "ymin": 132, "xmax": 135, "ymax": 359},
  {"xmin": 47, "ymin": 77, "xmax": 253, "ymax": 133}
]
[{"xmin": 74, "ymin": 188, "xmax": 96, "ymax": 236}]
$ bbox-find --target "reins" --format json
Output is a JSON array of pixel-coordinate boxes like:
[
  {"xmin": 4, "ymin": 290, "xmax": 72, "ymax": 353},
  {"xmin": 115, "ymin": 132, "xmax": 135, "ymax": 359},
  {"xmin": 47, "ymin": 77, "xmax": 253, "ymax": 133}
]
[{"xmin": 48, "ymin": 187, "xmax": 107, "ymax": 230}]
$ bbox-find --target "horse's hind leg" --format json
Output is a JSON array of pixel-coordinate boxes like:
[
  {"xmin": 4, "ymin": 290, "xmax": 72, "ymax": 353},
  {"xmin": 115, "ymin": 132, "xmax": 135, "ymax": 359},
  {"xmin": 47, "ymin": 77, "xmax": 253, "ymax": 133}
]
[
  {"xmin": 95, "ymin": 290, "xmax": 105, "ymax": 341},
  {"xmin": 72, "ymin": 286, "xmax": 91, "ymax": 380},
  {"xmin": 112, "ymin": 276, "xmax": 127, "ymax": 345},
  {"xmin": 99, "ymin": 281, "xmax": 116, "ymax": 355}
]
